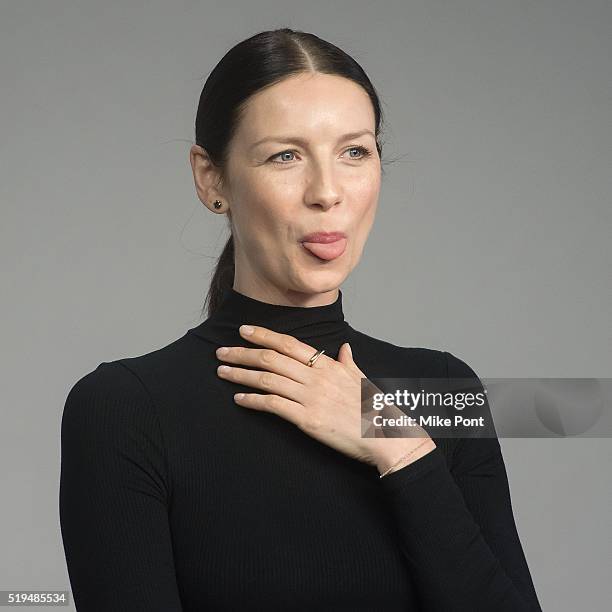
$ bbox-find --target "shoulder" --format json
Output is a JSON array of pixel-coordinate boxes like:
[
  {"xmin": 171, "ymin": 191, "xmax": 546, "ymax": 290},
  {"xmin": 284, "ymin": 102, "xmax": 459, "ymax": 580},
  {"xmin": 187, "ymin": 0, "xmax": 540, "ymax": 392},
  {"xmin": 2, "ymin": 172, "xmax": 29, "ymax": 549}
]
[
  {"xmin": 61, "ymin": 361, "xmax": 154, "ymax": 435},
  {"xmin": 68, "ymin": 330, "xmax": 205, "ymax": 401},
  {"xmin": 61, "ymin": 362, "xmax": 171, "ymax": 502},
  {"xmin": 348, "ymin": 328, "xmax": 490, "ymax": 465},
  {"xmin": 64, "ymin": 360, "xmax": 142, "ymax": 403},
  {"xmin": 62, "ymin": 328, "xmax": 214, "ymax": 447},
  {"xmin": 443, "ymin": 350, "xmax": 482, "ymax": 380},
  {"xmin": 348, "ymin": 326, "xmax": 480, "ymax": 380},
  {"xmin": 62, "ymin": 331, "xmax": 201, "ymax": 425}
]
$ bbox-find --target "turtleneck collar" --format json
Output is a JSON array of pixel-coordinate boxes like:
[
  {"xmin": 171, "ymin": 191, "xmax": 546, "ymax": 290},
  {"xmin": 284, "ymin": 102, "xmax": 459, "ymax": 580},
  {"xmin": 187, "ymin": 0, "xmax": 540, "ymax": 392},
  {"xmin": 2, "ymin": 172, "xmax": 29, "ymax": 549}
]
[{"xmin": 188, "ymin": 286, "xmax": 351, "ymax": 353}]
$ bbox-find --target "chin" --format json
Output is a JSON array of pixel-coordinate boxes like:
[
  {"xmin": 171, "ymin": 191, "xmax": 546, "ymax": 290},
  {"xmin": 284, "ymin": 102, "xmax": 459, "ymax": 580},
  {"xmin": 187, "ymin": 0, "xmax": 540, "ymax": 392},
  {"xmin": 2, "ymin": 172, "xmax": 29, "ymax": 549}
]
[{"xmin": 293, "ymin": 269, "xmax": 350, "ymax": 294}]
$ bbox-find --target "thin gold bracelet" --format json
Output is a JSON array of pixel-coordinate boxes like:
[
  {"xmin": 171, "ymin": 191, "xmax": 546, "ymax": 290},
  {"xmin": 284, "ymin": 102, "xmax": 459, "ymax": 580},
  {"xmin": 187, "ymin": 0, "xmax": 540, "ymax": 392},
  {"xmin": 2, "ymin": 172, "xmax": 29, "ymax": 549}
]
[{"xmin": 378, "ymin": 439, "xmax": 432, "ymax": 478}]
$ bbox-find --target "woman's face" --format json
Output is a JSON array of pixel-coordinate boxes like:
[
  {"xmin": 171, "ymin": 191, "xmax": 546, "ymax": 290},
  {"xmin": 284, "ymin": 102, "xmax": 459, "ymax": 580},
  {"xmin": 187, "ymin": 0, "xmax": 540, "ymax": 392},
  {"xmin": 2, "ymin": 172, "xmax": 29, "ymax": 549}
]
[{"xmin": 194, "ymin": 72, "xmax": 382, "ymax": 305}]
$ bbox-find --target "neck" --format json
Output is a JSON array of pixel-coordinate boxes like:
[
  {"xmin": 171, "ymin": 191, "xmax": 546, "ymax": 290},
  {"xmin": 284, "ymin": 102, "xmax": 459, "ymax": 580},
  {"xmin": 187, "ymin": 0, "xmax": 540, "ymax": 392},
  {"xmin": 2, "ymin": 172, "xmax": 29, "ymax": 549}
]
[
  {"xmin": 231, "ymin": 281, "xmax": 340, "ymax": 309},
  {"xmin": 188, "ymin": 285, "xmax": 351, "ymax": 357}
]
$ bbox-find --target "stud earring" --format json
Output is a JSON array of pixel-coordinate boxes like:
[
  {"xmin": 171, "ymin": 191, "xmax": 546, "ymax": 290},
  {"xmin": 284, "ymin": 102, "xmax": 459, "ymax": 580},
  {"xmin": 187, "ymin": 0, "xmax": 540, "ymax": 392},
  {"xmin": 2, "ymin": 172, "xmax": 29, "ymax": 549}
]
[{"xmin": 213, "ymin": 200, "xmax": 222, "ymax": 209}]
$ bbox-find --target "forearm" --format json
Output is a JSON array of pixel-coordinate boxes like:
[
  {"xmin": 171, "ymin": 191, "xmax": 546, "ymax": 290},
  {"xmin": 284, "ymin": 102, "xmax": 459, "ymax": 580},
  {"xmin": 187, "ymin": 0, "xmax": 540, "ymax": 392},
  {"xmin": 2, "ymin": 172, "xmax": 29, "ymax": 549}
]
[{"xmin": 377, "ymin": 445, "xmax": 542, "ymax": 611}]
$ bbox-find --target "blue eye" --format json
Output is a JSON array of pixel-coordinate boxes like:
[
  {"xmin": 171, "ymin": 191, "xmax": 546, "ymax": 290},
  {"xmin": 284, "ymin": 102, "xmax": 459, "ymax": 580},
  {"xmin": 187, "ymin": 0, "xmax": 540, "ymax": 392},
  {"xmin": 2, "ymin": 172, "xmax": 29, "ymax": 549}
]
[
  {"xmin": 271, "ymin": 151, "xmax": 297, "ymax": 163},
  {"xmin": 269, "ymin": 145, "xmax": 373, "ymax": 164},
  {"xmin": 346, "ymin": 145, "xmax": 373, "ymax": 159}
]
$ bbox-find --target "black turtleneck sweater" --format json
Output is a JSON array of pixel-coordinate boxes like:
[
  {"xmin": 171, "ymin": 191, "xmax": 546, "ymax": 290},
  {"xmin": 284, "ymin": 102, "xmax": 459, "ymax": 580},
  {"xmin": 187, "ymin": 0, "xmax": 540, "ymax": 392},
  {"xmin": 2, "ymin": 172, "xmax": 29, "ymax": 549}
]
[{"xmin": 60, "ymin": 287, "xmax": 541, "ymax": 611}]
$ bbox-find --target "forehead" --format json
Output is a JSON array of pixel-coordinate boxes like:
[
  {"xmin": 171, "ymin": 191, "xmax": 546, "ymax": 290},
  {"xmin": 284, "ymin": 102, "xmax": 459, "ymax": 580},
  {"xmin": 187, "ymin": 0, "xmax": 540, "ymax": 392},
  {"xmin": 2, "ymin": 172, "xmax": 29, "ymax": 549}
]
[{"xmin": 236, "ymin": 73, "xmax": 375, "ymax": 142}]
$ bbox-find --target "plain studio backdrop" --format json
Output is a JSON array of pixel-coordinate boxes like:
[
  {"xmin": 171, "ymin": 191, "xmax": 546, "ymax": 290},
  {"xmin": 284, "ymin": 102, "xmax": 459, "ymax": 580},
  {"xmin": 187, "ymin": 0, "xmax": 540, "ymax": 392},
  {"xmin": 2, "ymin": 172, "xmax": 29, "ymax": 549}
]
[{"xmin": 1, "ymin": 1, "xmax": 610, "ymax": 610}]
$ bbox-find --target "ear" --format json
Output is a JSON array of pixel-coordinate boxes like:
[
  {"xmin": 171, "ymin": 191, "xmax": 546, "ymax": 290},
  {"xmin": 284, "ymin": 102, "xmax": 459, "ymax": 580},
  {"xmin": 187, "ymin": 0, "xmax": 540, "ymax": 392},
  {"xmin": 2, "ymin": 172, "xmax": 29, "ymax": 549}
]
[{"xmin": 189, "ymin": 144, "xmax": 225, "ymax": 212}]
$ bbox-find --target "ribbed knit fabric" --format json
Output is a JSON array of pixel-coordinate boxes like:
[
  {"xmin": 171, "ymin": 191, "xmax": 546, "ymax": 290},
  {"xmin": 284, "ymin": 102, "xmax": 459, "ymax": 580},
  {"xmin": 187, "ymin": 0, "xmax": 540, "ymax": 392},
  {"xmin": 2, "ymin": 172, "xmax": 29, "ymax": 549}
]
[{"xmin": 60, "ymin": 287, "xmax": 542, "ymax": 611}]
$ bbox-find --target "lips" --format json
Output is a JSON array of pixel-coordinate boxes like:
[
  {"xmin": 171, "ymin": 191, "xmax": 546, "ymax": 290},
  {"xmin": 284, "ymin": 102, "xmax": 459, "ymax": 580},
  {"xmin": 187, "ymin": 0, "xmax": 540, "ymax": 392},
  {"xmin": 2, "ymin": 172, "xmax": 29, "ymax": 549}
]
[
  {"xmin": 300, "ymin": 231, "xmax": 347, "ymax": 261},
  {"xmin": 300, "ymin": 231, "xmax": 346, "ymax": 243}
]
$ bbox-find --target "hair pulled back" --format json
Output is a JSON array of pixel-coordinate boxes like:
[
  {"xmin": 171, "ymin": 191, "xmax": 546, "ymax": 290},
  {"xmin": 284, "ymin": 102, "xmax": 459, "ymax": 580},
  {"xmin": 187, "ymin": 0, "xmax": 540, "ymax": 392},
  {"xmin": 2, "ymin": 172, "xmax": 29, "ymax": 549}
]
[{"xmin": 195, "ymin": 28, "xmax": 385, "ymax": 317}]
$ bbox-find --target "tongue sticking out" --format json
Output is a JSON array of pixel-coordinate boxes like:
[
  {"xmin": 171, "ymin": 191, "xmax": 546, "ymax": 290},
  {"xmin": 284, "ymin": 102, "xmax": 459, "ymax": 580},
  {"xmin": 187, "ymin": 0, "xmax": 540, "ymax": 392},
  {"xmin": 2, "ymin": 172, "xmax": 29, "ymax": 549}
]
[{"xmin": 301, "ymin": 238, "xmax": 347, "ymax": 261}]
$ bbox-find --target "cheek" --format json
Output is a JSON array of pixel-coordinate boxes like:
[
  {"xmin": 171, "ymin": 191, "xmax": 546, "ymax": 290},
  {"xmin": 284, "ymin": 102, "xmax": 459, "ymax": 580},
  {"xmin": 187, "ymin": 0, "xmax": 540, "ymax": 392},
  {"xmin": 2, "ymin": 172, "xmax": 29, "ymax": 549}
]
[
  {"xmin": 347, "ymin": 181, "xmax": 379, "ymax": 254},
  {"xmin": 353, "ymin": 178, "xmax": 380, "ymax": 222},
  {"xmin": 239, "ymin": 170, "xmax": 298, "ymax": 213},
  {"xmin": 246, "ymin": 167, "xmax": 299, "ymax": 196},
  {"xmin": 234, "ymin": 192, "xmax": 293, "ymax": 249},
  {"xmin": 351, "ymin": 163, "xmax": 380, "ymax": 197}
]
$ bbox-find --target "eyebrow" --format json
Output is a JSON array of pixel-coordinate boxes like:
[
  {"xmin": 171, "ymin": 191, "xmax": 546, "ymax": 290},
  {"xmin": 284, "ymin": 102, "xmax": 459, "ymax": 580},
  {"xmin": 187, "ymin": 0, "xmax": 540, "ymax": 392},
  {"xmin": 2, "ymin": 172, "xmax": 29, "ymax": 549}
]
[{"xmin": 249, "ymin": 129, "xmax": 375, "ymax": 150}]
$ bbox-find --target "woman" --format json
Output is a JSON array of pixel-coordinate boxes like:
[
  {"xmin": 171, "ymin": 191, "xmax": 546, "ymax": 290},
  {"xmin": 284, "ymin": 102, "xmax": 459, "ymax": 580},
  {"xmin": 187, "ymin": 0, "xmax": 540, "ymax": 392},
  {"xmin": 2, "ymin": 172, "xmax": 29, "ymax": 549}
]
[{"xmin": 60, "ymin": 28, "xmax": 542, "ymax": 611}]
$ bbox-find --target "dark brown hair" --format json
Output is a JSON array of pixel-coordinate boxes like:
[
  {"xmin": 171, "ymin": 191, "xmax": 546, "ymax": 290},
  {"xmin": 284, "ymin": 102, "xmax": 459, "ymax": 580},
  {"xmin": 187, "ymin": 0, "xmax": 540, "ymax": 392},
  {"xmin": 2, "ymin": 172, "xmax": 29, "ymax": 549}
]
[{"xmin": 195, "ymin": 28, "xmax": 386, "ymax": 318}]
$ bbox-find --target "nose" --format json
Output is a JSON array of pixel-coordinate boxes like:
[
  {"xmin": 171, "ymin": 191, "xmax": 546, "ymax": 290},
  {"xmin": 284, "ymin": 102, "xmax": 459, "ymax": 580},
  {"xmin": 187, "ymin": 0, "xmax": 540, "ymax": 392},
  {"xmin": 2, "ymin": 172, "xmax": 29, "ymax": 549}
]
[{"xmin": 303, "ymin": 164, "xmax": 342, "ymax": 210}]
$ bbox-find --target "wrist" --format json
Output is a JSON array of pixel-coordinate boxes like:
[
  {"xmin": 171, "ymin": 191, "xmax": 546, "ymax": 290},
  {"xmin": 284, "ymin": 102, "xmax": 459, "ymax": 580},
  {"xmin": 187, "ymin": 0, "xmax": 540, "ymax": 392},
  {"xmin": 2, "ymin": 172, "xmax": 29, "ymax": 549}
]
[{"xmin": 375, "ymin": 438, "xmax": 436, "ymax": 477}]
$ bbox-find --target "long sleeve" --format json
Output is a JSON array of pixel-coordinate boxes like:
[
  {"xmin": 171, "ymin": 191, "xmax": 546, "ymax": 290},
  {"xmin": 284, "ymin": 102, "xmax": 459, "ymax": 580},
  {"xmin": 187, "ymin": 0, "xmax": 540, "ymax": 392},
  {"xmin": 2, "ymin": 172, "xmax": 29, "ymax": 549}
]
[
  {"xmin": 59, "ymin": 361, "xmax": 183, "ymax": 611},
  {"xmin": 377, "ymin": 352, "xmax": 542, "ymax": 611}
]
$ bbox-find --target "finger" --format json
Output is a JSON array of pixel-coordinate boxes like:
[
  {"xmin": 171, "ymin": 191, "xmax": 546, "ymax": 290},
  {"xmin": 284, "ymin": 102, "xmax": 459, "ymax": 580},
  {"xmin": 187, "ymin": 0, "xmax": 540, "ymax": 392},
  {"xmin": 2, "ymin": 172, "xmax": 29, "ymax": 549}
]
[
  {"xmin": 234, "ymin": 392, "xmax": 306, "ymax": 426},
  {"xmin": 216, "ymin": 346, "xmax": 311, "ymax": 384},
  {"xmin": 337, "ymin": 342, "xmax": 367, "ymax": 377},
  {"xmin": 217, "ymin": 365, "xmax": 306, "ymax": 404},
  {"xmin": 239, "ymin": 325, "xmax": 333, "ymax": 370}
]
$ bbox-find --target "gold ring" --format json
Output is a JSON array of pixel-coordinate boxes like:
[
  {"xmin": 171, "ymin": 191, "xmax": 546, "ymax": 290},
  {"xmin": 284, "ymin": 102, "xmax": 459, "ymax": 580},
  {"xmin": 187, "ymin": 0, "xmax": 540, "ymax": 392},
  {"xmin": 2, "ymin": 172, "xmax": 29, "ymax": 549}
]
[{"xmin": 306, "ymin": 349, "xmax": 325, "ymax": 367}]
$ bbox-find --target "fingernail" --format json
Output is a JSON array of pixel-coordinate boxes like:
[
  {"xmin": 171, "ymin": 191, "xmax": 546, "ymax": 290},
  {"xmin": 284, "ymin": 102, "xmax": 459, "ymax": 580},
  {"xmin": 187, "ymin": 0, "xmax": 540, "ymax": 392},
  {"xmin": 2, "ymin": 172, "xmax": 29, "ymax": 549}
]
[
  {"xmin": 240, "ymin": 325, "xmax": 254, "ymax": 335},
  {"xmin": 216, "ymin": 346, "xmax": 229, "ymax": 355}
]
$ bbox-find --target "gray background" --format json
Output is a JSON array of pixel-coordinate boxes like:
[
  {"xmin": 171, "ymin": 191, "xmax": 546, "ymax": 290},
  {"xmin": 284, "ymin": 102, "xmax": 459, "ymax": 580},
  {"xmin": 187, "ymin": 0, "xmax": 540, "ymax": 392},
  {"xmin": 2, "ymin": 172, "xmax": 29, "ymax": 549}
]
[{"xmin": 1, "ymin": 1, "xmax": 610, "ymax": 610}]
